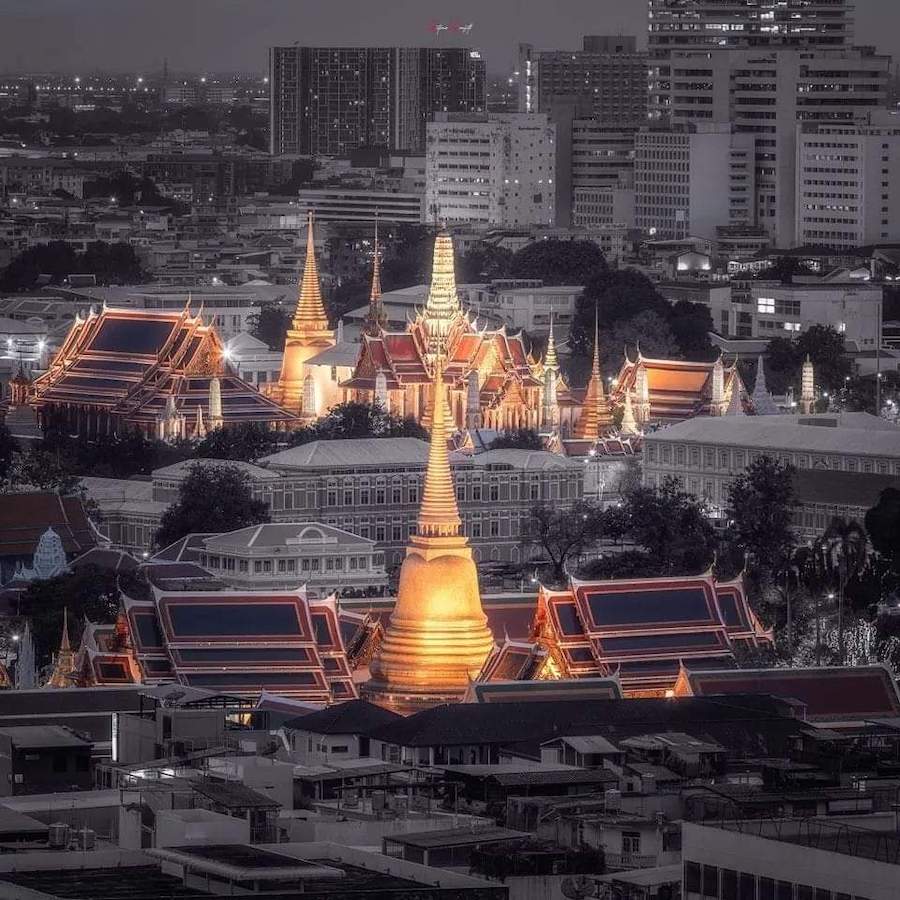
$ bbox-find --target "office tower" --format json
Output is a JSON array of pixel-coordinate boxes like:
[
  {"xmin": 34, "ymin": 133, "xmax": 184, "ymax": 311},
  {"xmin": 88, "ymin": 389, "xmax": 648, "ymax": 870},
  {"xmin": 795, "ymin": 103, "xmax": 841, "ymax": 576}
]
[
  {"xmin": 647, "ymin": 45, "xmax": 889, "ymax": 245},
  {"xmin": 647, "ymin": 0, "xmax": 854, "ymax": 52},
  {"xmin": 634, "ymin": 123, "xmax": 756, "ymax": 239},
  {"xmin": 269, "ymin": 46, "xmax": 485, "ymax": 156},
  {"xmin": 425, "ymin": 113, "xmax": 556, "ymax": 227},
  {"xmin": 518, "ymin": 36, "xmax": 647, "ymax": 126},
  {"xmin": 796, "ymin": 112, "xmax": 900, "ymax": 248}
]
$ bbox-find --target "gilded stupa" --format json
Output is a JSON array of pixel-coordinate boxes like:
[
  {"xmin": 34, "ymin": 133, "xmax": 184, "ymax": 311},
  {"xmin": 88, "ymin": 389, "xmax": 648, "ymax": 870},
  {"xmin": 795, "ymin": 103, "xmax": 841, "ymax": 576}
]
[
  {"xmin": 273, "ymin": 211, "xmax": 335, "ymax": 412},
  {"xmin": 363, "ymin": 354, "xmax": 495, "ymax": 713},
  {"xmin": 574, "ymin": 308, "xmax": 611, "ymax": 440}
]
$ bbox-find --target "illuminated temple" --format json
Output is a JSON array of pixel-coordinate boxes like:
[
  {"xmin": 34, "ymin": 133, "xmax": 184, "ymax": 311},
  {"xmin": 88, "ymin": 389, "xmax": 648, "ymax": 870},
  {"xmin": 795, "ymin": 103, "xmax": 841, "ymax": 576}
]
[
  {"xmin": 362, "ymin": 356, "xmax": 495, "ymax": 713},
  {"xmin": 30, "ymin": 305, "xmax": 295, "ymax": 439}
]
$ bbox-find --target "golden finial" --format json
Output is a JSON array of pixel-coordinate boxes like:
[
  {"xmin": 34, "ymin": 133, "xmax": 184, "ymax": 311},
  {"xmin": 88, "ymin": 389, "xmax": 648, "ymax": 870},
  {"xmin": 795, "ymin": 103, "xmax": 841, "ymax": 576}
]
[
  {"xmin": 292, "ymin": 210, "xmax": 329, "ymax": 332},
  {"xmin": 423, "ymin": 230, "xmax": 461, "ymax": 357},
  {"xmin": 415, "ymin": 354, "xmax": 462, "ymax": 539},
  {"xmin": 364, "ymin": 218, "xmax": 386, "ymax": 336},
  {"xmin": 544, "ymin": 312, "xmax": 559, "ymax": 371}
]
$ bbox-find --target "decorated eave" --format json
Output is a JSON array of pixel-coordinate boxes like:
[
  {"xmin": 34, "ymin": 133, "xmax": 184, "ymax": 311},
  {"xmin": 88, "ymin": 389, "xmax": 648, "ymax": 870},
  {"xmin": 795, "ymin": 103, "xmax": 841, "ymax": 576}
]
[
  {"xmin": 611, "ymin": 352, "xmax": 744, "ymax": 420},
  {"xmin": 342, "ymin": 317, "xmax": 542, "ymax": 394},
  {"xmin": 96, "ymin": 585, "xmax": 358, "ymax": 701},
  {"xmin": 31, "ymin": 306, "xmax": 296, "ymax": 426},
  {"xmin": 531, "ymin": 572, "xmax": 772, "ymax": 695}
]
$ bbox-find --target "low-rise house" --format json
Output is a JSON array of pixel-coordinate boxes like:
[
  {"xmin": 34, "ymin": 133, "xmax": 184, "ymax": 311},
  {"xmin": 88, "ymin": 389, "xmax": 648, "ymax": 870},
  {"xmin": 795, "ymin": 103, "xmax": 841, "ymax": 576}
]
[{"xmin": 0, "ymin": 726, "xmax": 93, "ymax": 796}]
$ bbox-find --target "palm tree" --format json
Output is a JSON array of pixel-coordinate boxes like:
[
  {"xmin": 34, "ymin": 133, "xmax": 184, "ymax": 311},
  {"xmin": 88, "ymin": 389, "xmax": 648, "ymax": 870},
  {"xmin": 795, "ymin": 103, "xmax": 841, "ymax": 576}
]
[
  {"xmin": 819, "ymin": 517, "xmax": 869, "ymax": 665},
  {"xmin": 795, "ymin": 544, "xmax": 827, "ymax": 666}
]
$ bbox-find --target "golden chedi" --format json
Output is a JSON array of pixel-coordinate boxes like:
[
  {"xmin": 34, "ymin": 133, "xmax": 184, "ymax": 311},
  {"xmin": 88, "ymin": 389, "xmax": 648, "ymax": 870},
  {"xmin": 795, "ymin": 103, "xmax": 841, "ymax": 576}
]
[
  {"xmin": 364, "ymin": 356, "xmax": 494, "ymax": 713},
  {"xmin": 274, "ymin": 211, "xmax": 334, "ymax": 413}
]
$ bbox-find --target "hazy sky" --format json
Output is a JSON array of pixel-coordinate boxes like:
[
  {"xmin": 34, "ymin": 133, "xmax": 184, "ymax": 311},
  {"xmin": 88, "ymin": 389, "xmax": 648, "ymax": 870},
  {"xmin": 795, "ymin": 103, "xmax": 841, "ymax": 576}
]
[{"xmin": 0, "ymin": 0, "xmax": 893, "ymax": 76}]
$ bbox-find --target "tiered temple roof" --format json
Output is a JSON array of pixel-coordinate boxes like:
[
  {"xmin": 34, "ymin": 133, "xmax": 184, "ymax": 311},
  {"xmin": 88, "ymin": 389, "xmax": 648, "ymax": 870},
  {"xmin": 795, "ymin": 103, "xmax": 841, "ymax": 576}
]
[
  {"xmin": 612, "ymin": 352, "xmax": 745, "ymax": 422},
  {"xmin": 532, "ymin": 572, "xmax": 772, "ymax": 697},
  {"xmin": 30, "ymin": 306, "xmax": 294, "ymax": 436},
  {"xmin": 69, "ymin": 585, "xmax": 358, "ymax": 702}
]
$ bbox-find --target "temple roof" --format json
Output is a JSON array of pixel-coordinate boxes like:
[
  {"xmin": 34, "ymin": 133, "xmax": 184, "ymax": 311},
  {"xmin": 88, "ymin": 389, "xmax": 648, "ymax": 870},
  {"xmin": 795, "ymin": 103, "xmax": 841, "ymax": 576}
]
[
  {"xmin": 0, "ymin": 493, "xmax": 103, "ymax": 559},
  {"xmin": 676, "ymin": 665, "xmax": 900, "ymax": 723},
  {"xmin": 535, "ymin": 573, "xmax": 772, "ymax": 695},
  {"xmin": 31, "ymin": 307, "xmax": 295, "ymax": 427}
]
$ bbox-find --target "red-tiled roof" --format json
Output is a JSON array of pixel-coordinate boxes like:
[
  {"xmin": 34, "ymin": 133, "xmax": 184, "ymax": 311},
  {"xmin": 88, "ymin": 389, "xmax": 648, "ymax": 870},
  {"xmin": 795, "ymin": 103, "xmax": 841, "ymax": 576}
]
[{"xmin": 0, "ymin": 493, "xmax": 101, "ymax": 558}]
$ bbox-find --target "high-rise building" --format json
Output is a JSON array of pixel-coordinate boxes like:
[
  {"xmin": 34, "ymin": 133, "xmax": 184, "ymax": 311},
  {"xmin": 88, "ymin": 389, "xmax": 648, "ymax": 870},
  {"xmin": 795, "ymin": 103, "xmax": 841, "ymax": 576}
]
[
  {"xmin": 647, "ymin": 46, "xmax": 889, "ymax": 245},
  {"xmin": 425, "ymin": 113, "xmax": 556, "ymax": 227},
  {"xmin": 635, "ymin": 123, "xmax": 755, "ymax": 239},
  {"xmin": 518, "ymin": 36, "xmax": 647, "ymax": 126},
  {"xmin": 269, "ymin": 46, "xmax": 485, "ymax": 156},
  {"xmin": 796, "ymin": 112, "xmax": 900, "ymax": 248},
  {"xmin": 647, "ymin": 0, "xmax": 854, "ymax": 52}
]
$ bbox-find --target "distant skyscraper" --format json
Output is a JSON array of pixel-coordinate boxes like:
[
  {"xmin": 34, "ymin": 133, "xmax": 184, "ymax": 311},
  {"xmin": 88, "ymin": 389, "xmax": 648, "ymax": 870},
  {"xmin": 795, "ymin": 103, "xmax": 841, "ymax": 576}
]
[
  {"xmin": 518, "ymin": 36, "xmax": 647, "ymax": 127},
  {"xmin": 647, "ymin": 0, "xmax": 854, "ymax": 51},
  {"xmin": 268, "ymin": 46, "xmax": 485, "ymax": 156}
]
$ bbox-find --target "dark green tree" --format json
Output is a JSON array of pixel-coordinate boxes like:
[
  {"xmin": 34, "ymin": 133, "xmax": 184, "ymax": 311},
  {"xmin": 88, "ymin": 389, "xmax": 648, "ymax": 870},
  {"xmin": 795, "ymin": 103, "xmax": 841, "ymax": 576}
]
[
  {"xmin": 488, "ymin": 429, "xmax": 544, "ymax": 450},
  {"xmin": 819, "ymin": 517, "xmax": 869, "ymax": 665},
  {"xmin": 194, "ymin": 423, "xmax": 278, "ymax": 462},
  {"xmin": 724, "ymin": 456, "xmax": 797, "ymax": 585},
  {"xmin": 248, "ymin": 305, "xmax": 291, "ymax": 351},
  {"xmin": 669, "ymin": 300, "xmax": 717, "ymax": 361},
  {"xmin": 509, "ymin": 240, "xmax": 607, "ymax": 286},
  {"xmin": 622, "ymin": 477, "xmax": 717, "ymax": 574},
  {"xmin": 865, "ymin": 487, "xmax": 900, "ymax": 575},
  {"xmin": 796, "ymin": 325, "xmax": 853, "ymax": 394},
  {"xmin": 526, "ymin": 500, "xmax": 606, "ymax": 584},
  {"xmin": 17, "ymin": 566, "xmax": 130, "ymax": 667},
  {"xmin": 458, "ymin": 245, "xmax": 514, "ymax": 282},
  {"xmin": 288, "ymin": 401, "xmax": 427, "ymax": 445},
  {"xmin": 0, "ymin": 424, "xmax": 16, "ymax": 482},
  {"xmin": 154, "ymin": 464, "xmax": 270, "ymax": 550}
]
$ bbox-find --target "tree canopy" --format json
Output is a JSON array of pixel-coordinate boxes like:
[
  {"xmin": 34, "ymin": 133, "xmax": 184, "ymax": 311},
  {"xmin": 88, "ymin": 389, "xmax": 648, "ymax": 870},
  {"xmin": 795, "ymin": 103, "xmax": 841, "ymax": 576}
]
[
  {"xmin": 508, "ymin": 239, "xmax": 608, "ymax": 286},
  {"xmin": 248, "ymin": 306, "xmax": 291, "ymax": 351},
  {"xmin": 154, "ymin": 464, "xmax": 270, "ymax": 550},
  {"xmin": 0, "ymin": 424, "xmax": 15, "ymax": 484},
  {"xmin": 194, "ymin": 423, "xmax": 279, "ymax": 462},
  {"xmin": 526, "ymin": 500, "xmax": 606, "ymax": 584},
  {"xmin": 287, "ymin": 401, "xmax": 427, "ymax": 446},
  {"xmin": 866, "ymin": 487, "xmax": 900, "ymax": 574},
  {"xmin": 0, "ymin": 240, "xmax": 149, "ymax": 290},
  {"xmin": 488, "ymin": 429, "xmax": 544, "ymax": 451},
  {"xmin": 764, "ymin": 325, "xmax": 852, "ymax": 397},
  {"xmin": 724, "ymin": 456, "xmax": 796, "ymax": 583},
  {"xmin": 620, "ymin": 477, "xmax": 717, "ymax": 575}
]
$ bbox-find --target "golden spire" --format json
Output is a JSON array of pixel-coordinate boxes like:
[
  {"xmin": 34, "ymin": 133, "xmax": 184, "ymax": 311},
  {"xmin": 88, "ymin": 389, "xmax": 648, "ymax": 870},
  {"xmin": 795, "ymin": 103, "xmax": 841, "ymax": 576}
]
[
  {"xmin": 544, "ymin": 312, "xmax": 559, "ymax": 371},
  {"xmin": 574, "ymin": 305, "xmax": 610, "ymax": 440},
  {"xmin": 46, "ymin": 608, "xmax": 75, "ymax": 689},
  {"xmin": 416, "ymin": 356, "xmax": 462, "ymax": 539},
  {"xmin": 292, "ymin": 211, "xmax": 329, "ymax": 332},
  {"xmin": 423, "ymin": 230, "xmax": 461, "ymax": 357},
  {"xmin": 364, "ymin": 219, "xmax": 386, "ymax": 336}
]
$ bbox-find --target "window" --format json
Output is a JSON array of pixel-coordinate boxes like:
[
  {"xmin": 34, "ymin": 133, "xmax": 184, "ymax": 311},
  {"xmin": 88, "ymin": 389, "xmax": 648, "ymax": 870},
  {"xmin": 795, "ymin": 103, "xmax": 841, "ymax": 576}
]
[
  {"xmin": 344, "ymin": 489, "xmax": 353, "ymax": 505},
  {"xmin": 392, "ymin": 484, "xmax": 402, "ymax": 504},
  {"xmin": 702, "ymin": 864, "xmax": 719, "ymax": 898},
  {"xmin": 685, "ymin": 862, "xmax": 702, "ymax": 894},
  {"xmin": 721, "ymin": 869, "xmax": 738, "ymax": 900},
  {"xmin": 759, "ymin": 878, "xmax": 775, "ymax": 900},
  {"xmin": 472, "ymin": 483, "xmax": 482, "ymax": 501},
  {"xmin": 490, "ymin": 483, "xmax": 499, "ymax": 501},
  {"xmin": 277, "ymin": 559, "xmax": 286, "ymax": 573},
  {"xmin": 739, "ymin": 872, "xmax": 757, "ymax": 900},
  {"xmin": 776, "ymin": 882, "xmax": 792, "ymax": 900},
  {"xmin": 254, "ymin": 560, "xmax": 262, "ymax": 574},
  {"xmin": 409, "ymin": 483, "xmax": 418, "ymax": 504},
  {"xmin": 360, "ymin": 488, "xmax": 370, "ymax": 505},
  {"xmin": 757, "ymin": 296, "xmax": 775, "ymax": 314},
  {"xmin": 621, "ymin": 831, "xmax": 641, "ymax": 856},
  {"xmin": 327, "ymin": 489, "xmax": 337, "ymax": 507},
  {"xmin": 375, "ymin": 487, "xmax": 386, "ymax": 504}
]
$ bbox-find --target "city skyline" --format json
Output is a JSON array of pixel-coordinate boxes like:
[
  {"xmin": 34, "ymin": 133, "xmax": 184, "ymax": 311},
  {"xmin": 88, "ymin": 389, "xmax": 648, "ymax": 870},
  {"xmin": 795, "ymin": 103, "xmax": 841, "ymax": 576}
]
[{"xmin": 0, "ymin": 0, "xmax": 893, "ymax": 76}]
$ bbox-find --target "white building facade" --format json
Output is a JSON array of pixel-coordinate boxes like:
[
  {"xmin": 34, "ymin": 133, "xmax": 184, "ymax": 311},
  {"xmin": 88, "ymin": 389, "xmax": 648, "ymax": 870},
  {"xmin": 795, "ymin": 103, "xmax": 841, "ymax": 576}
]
[
  {"xmin": 425, "ymin": 113, "xmax": 556, "ymax": 228},
  {"xmin": 635, "ymin": 124, "xmax": 755, "ymax": 240},
  {"xmin": 796, "ymin": 113, "xmax": 900, "ymax": 248}
]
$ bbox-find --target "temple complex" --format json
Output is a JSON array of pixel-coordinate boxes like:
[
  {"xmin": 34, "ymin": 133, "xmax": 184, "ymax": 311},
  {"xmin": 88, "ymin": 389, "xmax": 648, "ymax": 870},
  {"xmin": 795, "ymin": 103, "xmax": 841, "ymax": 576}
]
[
  {"xmin": 344, "ymin": 230, "xmax": 548, "ymax": 431},
  {"xmin": 29, "ymin": 305, "xmax": 294, "ymax": 439},
  {"xmin": 363, "ymin": 357, "xmax": 495, "ymax": 712}
]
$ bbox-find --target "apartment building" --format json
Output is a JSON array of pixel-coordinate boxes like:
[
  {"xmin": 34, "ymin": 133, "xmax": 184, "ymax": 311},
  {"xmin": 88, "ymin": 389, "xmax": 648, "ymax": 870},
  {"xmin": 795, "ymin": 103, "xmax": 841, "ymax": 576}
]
[
  {"xmin": 518, "ymin": 36, "xmax": 647, "ymax": 126},
  {"xmin": 649, "ymin": 45, "xmax": 889, "ymax": 246},
  {"xmin": 796, "ymin": 113, "xmax": 900, "ymax": 248},
  {"xmin": 425, "ymin": 113, "xmax": 556, "ymax": 227},
  {"xmin": 635, "ymin": 123, "xmax": 755, "ymax": 239},
  {"xmin": 269, "ymin": 46, "xmax": 485, "ymax": 156}
]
